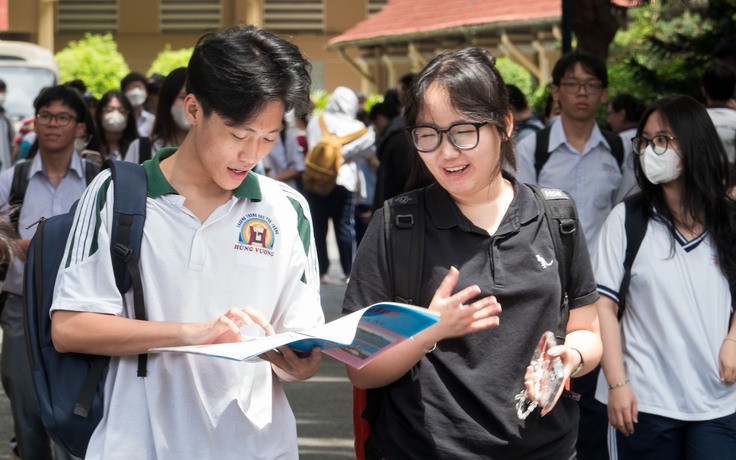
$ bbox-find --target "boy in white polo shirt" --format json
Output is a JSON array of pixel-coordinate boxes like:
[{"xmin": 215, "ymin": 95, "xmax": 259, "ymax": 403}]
[{"xmin": 49, "ymin": 25, "xmax": 324, "ymax": 460}]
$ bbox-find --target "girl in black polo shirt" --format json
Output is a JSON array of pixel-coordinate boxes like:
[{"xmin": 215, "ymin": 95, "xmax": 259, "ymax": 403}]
[{"xmin": 344, "ymin": 47, "xmax": 602, "ymax": 459}]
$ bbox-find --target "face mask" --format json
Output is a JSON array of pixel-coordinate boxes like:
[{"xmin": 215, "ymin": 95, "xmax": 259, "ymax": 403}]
[
  {"xmin": 170, "ymin": 105, "xmax": 191, "ymax": 131},
  {"xmin": 640, "ymin": 143, "xmax": 682, "ymax": 184},
  {"xmin": 548, "ymin": 115, "xmax": 559, "ymax": 127},
  {"xmin": 102, "ymin": 111, "xmax": 127, "ymax": 133},
  {"xmin": 125, "ymin": 88, "xmax": 147, "ymax": 107},
  {"xmin": 74, "ymin": 137, "xmax": 89, "ymax": 152}
]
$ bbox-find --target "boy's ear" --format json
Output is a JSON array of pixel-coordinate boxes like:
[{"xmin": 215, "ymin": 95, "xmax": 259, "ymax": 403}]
[{"xmin": 184, "ymin": 94, "xmax": 200, "ymax": 126}]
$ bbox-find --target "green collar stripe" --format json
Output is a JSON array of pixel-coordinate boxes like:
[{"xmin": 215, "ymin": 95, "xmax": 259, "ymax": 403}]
[
  {"xmin": 288, "ymin": 196, "xmax": 311, "ymax": 284},
  {"xmin": 143, "ymin": 147, "xmax": 262, "ymax": 201}
]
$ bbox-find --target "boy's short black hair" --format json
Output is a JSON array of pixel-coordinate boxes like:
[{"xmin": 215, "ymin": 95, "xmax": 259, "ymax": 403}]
[
  {"xmin": 702, "ymin": 61, "xmax": 736, "ymax": 102},
  {"xmin": 34, "ymin": 84, "xmax": 87, "ymax": 123},
  {"xmin": 65, "ymin": 79, "xmax": 87, "ymax": 95},
  {"xmin": 186, "ymin": 24, "xmax": 312, "ymax": 125},
  {"xmin": 506, "ymin": 84, "xmax": 529, "ymax": 111},
  {"xmin": 120, "ymin": 72, "xmax": 148, "ymax": 92},
  {"xmin": 609, "ymin": 93, "xmax": 644, "ymax": 124},
  {"xmin": 398, "ymin": 72, "xmax": 415, "ymax": 89},
  {"xmin": 552, "ymin": 50, "xmax": 608, "ymax": 88},
  {"xmin": 0, "ymin": 79, "xmax": 6, "ymax": 92}
]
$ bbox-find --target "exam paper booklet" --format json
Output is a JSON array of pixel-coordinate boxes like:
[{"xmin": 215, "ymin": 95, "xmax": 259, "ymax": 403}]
[{"xmin": 149, "ymin": 302, "xmax": 439, "ymax": 369}]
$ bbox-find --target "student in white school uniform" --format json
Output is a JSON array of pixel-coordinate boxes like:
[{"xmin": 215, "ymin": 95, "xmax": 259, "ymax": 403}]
[
  {"xmin": 262, "ymin": 121, "xmax": 305, "ymax": 191},
  {"xmin": 595, "ymin": 95, "xmax": 736, "ymax": 459},
  {"xmin": 50, "ymin": 25, "xmax": 324, "ymax": 460}
]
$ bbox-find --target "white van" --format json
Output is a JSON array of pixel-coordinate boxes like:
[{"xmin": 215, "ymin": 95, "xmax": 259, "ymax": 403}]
[{"xmin": 0, "ymin": 40, "xmax": 59, "ymax": 125}]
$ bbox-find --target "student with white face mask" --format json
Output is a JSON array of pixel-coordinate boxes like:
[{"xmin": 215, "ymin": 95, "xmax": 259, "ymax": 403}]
[
  {"xmin": 121, "ymin": 72, "xmax": 155, "ymax": 137},
  {"xmin": 124, "ymin": 68, "xmax": 189, "ymax": 164},
  {"xmin": 595, "ymin": 95, "xmax": 736, "ymax": 459},
  {"xmin": 95, "ymin": 91, "xmax": 139, "ymax": 161}
]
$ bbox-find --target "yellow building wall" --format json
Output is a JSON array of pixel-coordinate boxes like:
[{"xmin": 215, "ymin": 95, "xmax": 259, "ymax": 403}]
[{"xmin": 8, "ymin": 0, "xmax": 369, "ymax": 94}]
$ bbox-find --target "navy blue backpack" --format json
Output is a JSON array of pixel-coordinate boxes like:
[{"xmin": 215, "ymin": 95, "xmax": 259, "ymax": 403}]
[{"xmin": 23, "ymin": 160, "xmax": 148, "ymax": 458}]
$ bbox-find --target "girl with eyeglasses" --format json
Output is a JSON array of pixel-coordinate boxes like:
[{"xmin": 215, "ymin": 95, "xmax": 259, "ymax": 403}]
[
  {"xmin": 595, "ymin": 94, "xmax": 736, "ymax": 458},
  {"xmin": 342, "ymin": 47, "xmax": 602, "ymax": 459}
]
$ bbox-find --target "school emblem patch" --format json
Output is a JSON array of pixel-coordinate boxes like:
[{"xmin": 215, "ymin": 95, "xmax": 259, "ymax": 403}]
[{"xmin": 235, "ymin": 214, "xmax": 279, "ymax": 256}]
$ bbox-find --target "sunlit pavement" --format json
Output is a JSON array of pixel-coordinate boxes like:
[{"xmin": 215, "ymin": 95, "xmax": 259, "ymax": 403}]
[{"xmin": 283, "ymin": 228, "xmax": 355, "ymax": 459}]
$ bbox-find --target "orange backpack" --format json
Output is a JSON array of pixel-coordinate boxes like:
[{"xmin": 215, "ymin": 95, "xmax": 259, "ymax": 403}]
[{"xmin": 302, "ymin": 115, "xmax": 367, "ymax": 196}]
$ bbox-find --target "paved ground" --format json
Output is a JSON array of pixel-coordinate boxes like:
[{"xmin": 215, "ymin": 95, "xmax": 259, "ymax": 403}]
[
  {"xmin": 282, "ymin": 260, "xmax": 355, "ymax": 459},
  {"xmin": 0, "ymin": 230, "xmax": 356, "ymax": 459}
]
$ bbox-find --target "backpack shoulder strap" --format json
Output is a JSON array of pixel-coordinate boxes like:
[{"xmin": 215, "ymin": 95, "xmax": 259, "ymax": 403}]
[
  {"xmin": 617, "ymin": 193, "xmax": 647, "ymax": 318},
  {"xmin": 533, "ymin": 127, "xmax": 552, "ymax": 180},
  {"xmin": 527, "ymin": 184, "xmax": 577, "ymax": 342},
  {"xmin": 138, "ymin": 137, "xmax": 151, "ymax": 164},
  {"xmin": 383, "ymin": 188, "xmax": 425, "ymax": 305},
  {"xmin": 600, "ymin": 128, "xmax": 624, "ymax": 169},
  {"xmin": 83, "ymin": 160, "xmax": 101, "ymax": 185},
  {"xmin": 103, "ymin": 159, "xmax": 149, "ymax": 376},
  {"xmin": 318, "ymin": 115, "xmax": 330, "ymax": 137},
  {"xmin": 338, "ymin": 126, "xmax": 369, "ymax": 145},
  {"xmin": 9, "ymin": 160, "xmax": 33, "ymax": 229}
]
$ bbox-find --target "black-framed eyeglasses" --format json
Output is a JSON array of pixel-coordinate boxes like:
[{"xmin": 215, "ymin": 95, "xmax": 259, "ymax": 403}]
[
  {"xmin": 407, "ymin": 122, "xmax": 488, "ymax": 153},
  {"xmin": 35, "ymin": 112, "xmax": 77, "ymax": 127},
  {"xmin": 632, "ymin": 135, "xmax": 678, "ymax": 155},
  {"xmin": 559, "ymin": 81, "xmax": 604, "ymax": 95}
]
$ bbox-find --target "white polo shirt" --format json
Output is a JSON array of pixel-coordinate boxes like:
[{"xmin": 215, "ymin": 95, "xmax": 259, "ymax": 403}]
[
  {"xmin": 52, "ymin": 148, "xmax": 324, "ymax": 460},
  {"xmin": 593, "ymin": 202, "xmax": 736, "ymax": 421}
]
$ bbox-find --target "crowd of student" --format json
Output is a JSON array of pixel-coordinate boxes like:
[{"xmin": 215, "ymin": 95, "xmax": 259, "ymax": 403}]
[{"xmin": 0, "ymin": 23, "xmax": 733, "ymax": 460}]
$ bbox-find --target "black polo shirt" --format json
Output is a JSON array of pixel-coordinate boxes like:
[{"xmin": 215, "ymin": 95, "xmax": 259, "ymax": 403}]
[{"xmin": 344, "ymin": 175, "xmax": 599, "ymax": 459}]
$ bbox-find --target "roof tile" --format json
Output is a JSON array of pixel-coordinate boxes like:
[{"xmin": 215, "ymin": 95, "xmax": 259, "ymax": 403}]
[{"xmin": 329, "ymin": 0, "xmax": 561, "ymax": 45}]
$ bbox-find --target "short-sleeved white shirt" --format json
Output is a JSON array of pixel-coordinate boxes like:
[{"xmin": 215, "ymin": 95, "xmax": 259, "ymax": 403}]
[
  {"xmin": 515, "ymin": 120, "xmax": 624, "ymax": 252},
  {"xmin": 262, "ymin": 130, "xmax": 305, "ymax": 190},
  {"xmin": 0, "ymin": 153, "xmax": 89, "ymax": 295},
  {"xmin": 593, "ymin": 202, "xmax": 736, "ymax": 420},
  {"xmin": 51, "ymin": 148, "xmax": 324, "ymax": 459}
]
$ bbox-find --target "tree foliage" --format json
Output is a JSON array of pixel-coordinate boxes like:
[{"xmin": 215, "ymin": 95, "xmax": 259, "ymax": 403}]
[
  {"xmin": 147, "ymin": 45, "xmax": 194, "ymax": 77},
  {"xmin": 607, "ymin": 1, "xmax": 736, "ymax": 106},
  {"xmin": 55, "ymin": 33, "xmax": 130, "ymax": 98},
  {"xmin": 496, "ymin": 57, "xmax": 537, "ymax": 100}
]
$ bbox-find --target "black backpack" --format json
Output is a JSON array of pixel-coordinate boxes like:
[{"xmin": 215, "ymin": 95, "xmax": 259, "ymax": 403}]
[
  {"xmin": 533, "ymin": 127, "xmax": 624, "ymax": 180},
  {"xmin": 0, "ymin": 159, "xmax": 101, "ymax": 288},
  {"xmin": 383, "ymin": 184, "xmax": 579, "ymax": 340},
  {"xmin": 8, "ymin": 159, "xmax": 100, "ymax": 229},
  {"xmin": 23, "ymin": 160, "xmax": 148, "ymax": 458},
  {"xmin": 616, "ymin": 193, "xmax": 647, "ymax": 318}
]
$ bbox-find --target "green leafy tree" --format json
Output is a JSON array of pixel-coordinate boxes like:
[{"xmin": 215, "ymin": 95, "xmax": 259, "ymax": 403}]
[
  {"xmin": 607, "ymin": 1, "xmax": 736, "ymax": 106},
  {"xmin": 310, "ymin": 89, "xmax": 329, "ymax": 115},
  {"xmin": 496, "ymin": 57, "xmax": 536, "ymax": 100},
  {"xmin": 55, "ymin": 33, "xmax": 130, "ymax": 98},
  {"xmin": 148, "ymin": 45, "xmax": 194, "ymax": 77}
]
